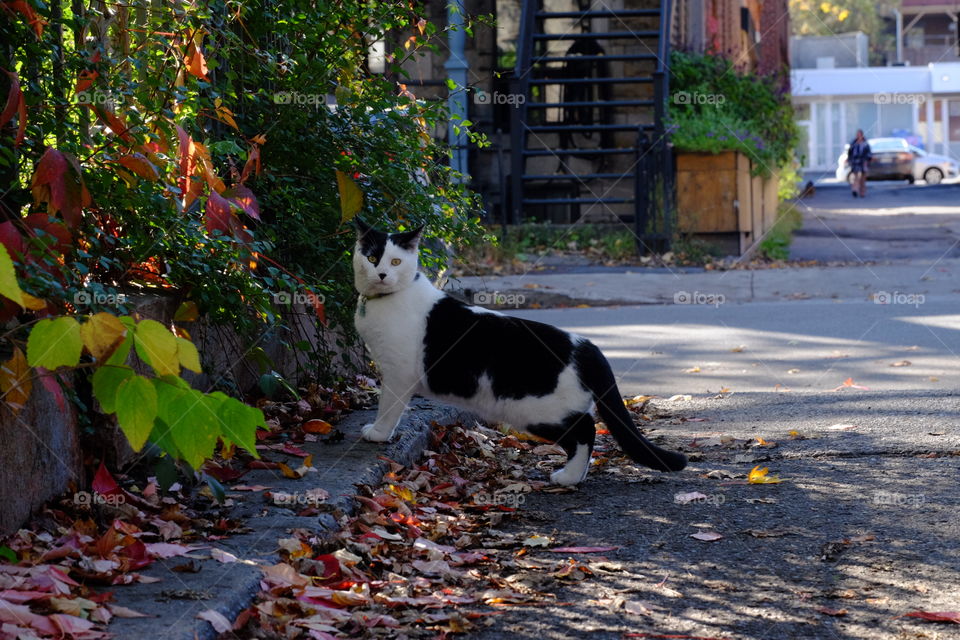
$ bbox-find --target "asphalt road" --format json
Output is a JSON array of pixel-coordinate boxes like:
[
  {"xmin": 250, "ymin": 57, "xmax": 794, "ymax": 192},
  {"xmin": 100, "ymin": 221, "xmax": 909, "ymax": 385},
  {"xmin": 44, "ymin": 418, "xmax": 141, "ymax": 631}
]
[
  {"xmin": 470, "ymin": 222, "xmax": 959, "ymax": 638},
  {"xmin": 507, "ymin": 298, "xmax": 958, "ymax": 396},
  {"xmin": 790, "ymin": 182, "xmax": 960, "ymax": 263}
]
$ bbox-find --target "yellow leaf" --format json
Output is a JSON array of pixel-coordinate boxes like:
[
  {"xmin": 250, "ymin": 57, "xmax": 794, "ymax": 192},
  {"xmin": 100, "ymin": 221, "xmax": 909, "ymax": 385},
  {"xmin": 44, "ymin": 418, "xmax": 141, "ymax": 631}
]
[
  {"xmin": 21, "ymin": 293, "xmax": 46, "ymax": 310},
  {"xmin": 134, "ymin": 319, "xmax": 180, "ymax": 377},
  {"xmin": 748, "ymin": 465, "xmax": 783, "ymax": 484},
  {"xmin": 336, "ymin": 170, "xmax": 363, "ymax": 224},
  {"xmin": 176, "ymin": 337, "xmax": 202, "ymax": 373},
  {"xmin": 387, "ymin": 484, "xmax": 414, "ymax": 502},
  {"xmin": 278, "ymin": 462, "xmax": 300, "ymax": 479},
  {"xmin": 0, "ymin": 347, "xmax": 31, "ymax": 414},
  {"xmin": 174, "ymin": 301, "xmax": 199, "ymax": 322},
  {"xmin": 0, "ymin": 244, "xmax": 25, "ymax": 308},
  {"xmin": 80, "ymin": 312, "xmax": 128, "ymax": 362}
]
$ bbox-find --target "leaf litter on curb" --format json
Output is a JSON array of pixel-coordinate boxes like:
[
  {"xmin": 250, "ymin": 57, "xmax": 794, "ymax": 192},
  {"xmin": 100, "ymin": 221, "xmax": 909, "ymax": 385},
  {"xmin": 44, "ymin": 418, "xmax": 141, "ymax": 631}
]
[{"xmin": 229, "ymin": 422, "xmax": 642, "ymax": 638}]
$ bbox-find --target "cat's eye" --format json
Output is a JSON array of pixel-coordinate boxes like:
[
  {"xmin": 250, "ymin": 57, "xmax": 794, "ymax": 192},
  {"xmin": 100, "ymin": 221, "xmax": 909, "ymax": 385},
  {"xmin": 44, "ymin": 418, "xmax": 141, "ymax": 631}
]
[
  {"xmin": 367, "ymin": 256, "xmax": 377, "ymax": 264},
  {"xmin": 391, "ymin": 258, "xmax": 401, "ymax": 266}
]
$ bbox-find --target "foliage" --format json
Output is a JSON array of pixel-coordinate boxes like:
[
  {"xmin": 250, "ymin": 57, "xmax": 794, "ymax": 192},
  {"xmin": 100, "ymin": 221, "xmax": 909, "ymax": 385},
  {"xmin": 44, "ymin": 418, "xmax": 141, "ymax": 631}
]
[
  {"xmin": 667, "ymin": 51, "xmax": 801, "ymax": 179},
  {"xmin": 458, "ymin": 222, "xmax": 636, "ymax": 267},
  {"xmin": 0, "ymin": 0, "xmax": 485, "ymax": 385},
  {"xmin": 0, "ymin": 244, "xmax": 263, "ymax": 469}
]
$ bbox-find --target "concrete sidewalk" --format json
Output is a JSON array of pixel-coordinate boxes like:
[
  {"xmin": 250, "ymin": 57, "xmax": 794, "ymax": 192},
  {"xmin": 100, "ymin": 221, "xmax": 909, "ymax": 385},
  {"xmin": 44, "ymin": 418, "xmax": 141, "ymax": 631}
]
[{"xmin": 448, "ymin": 259, "xmax": 960, "ymax": 307}]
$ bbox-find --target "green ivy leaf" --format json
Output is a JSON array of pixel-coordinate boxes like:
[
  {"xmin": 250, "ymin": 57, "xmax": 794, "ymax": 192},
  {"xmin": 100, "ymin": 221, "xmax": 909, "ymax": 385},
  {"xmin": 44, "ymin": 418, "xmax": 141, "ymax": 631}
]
[
  {"xmin": 91, "ymin": 365, "xmax": 134, "ymax": 413},
  {"xmin": 134, "ymin": 319, "xmax": 180, "ymax": 377},
  {"xmin": 115, "ymin": 375, "xmax": 158, "ymax": 451},
  {"xmin": 167, "ymin": 388, "xmax": 220, "ymax": 469},
  {"xmin": 175, "ymin": 337, "xmax": 202, "ymax": 373},
  {"xmin": 0, "ymin": 244, "xmax": 24, "ymax": 308},
  {"xmin": 214, "ymin": 392, "xmax": 263, "ymax": 457},
  {"xmin": 27, "ymin": 317, "xmax": 83, "ymax": 370}
]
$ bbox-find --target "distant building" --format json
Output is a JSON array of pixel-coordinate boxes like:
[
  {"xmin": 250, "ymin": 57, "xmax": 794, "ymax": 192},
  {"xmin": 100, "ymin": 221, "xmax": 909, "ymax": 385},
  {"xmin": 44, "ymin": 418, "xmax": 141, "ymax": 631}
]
[
  {"xmin": 900, "ymin": 0, "xmax": 960, "ymax": 66},
  {"xmin": 792, "ymin": 63, "xmax": 960, "ymax": 171},
  {"xmin": 790, "ymin": 32, "xmax": 869, "ymax": 69}
]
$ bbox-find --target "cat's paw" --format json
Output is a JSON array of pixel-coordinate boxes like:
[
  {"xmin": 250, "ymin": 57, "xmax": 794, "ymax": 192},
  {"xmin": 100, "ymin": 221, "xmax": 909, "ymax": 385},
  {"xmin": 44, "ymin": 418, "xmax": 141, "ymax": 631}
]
[
  {"xmin": 361, "ymin": 423, "xmax": 393, "ymax": 442},
  {"xmin": 550, "ymin": 466, "xmax": 587, "ymax": 487}
]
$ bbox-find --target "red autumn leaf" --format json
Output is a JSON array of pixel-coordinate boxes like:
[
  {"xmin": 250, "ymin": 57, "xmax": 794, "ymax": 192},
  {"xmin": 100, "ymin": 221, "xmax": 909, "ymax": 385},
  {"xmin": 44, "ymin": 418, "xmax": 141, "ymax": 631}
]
[
  {"xmin": 91, "ymin": 462, "xmax": 122, "ymax": 497},
  {"xmin": 901, "ymin": 611, "xmax": 960, "ymax": 624},
  {"xmin": 117, "ymin": 153, "xmax": 160, "ymax": 181},
  {"xmin": 37, "ymin": 368, "xmax": 66, "ymax": 411},
  {"xmin": 24, "ymin": 213, "xmax": 73, "ymax": 261},
  {"xmin": 0, "ymin": 221, "xmax": 25, "ymax": 259},
  {"xmin": 185, "ymin": 41, "xmax": 209, "ymax": 80},
  {"xmin": 30, "ymin": 148, "xmax": 92, "ymax": 228},
  {"xmin": 240, "ymin": 142, "xmax": 261, "ymax": 183},
  {"xmin": 280, "ymin": 443, "xmax": 310, "ymax": 458},
  {"xmin": 74, "ymin": 69, "xmax": 98, "ymax": 95},
  {"xmin": 176, "ymin": 124, "xmax": 196, "ymax": 194},
  {"xmin": 222, "ymin": 184, "xmax": 260, "ymax": 220},
  {"xmin": 0, "ymin": 69, "xmax": 21, "ymax": 128},
  {"xmin": 311, "ymin": 296, "xmax": 326, "ymax": 326},
  {"xmin": 0, "ymin": 0, "xmax": 45, "ymax": 38},
  {"xmin": 90, "ymin": 104, "xmax": 133, "ymax": 143},
  {"xmin": 303, "ymin": 419, "xmax": 333, "ymax": 435},
  {"xmin": 204, "ymin": 190, "xmax": 235, "ymax": 234}
]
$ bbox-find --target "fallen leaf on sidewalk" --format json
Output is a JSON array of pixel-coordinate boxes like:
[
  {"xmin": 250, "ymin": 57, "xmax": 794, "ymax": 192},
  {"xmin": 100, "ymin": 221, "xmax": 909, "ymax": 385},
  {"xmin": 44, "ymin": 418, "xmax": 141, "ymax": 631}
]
[
  {"xmin": 832, "ymin": 377, "xmax": 870, "ymax": 391},
  {"xmin": 522, "ymin": 535, "xmax": 551, "ymax": 548},
  {"xmin": 684, "ymin": 366, "xmax": 702, "ymax": 373},
  {"xmin": 899, "ymin": 611, "xmax": 960, "ymax": 624},
  {"xmin": 690, "ymin": 531, "xmax": 723, "ymax": 542},
  {"xmin": 748, "ymin": 466, "xmax": 782, "ymax": 484},
  {"xmin": 197, "ymin": 609, "xmax": 232, "ymax": 632},
  {"xmin": 890, "ymin": 360, "xmax": 912, "ymax": 367},
  {"xmin": 827, "ymin": 423, "xmax": 858, "ymax": 431},
  {"xmin": 816, "ymin": 606, "xmax": 848, "ymax": 616}
]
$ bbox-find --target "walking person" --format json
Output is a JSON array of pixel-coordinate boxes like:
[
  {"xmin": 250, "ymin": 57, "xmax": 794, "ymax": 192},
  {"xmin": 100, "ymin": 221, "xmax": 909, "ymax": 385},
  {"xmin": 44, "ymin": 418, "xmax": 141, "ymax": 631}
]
[{"xmin": 848, "ymin": 130, "xmax": 872, "ymax": 198}]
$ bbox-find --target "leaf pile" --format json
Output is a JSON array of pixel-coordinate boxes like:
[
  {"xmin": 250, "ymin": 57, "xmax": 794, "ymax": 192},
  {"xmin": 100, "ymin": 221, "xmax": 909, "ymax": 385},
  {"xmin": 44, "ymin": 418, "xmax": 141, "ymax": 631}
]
[
  {"xmin": 231, "ymin": 422, "xmax": 605, "ymax": 638},
  {"xmin": 0, "ymin": 466, "xmax": 246, "ymax": 638}
]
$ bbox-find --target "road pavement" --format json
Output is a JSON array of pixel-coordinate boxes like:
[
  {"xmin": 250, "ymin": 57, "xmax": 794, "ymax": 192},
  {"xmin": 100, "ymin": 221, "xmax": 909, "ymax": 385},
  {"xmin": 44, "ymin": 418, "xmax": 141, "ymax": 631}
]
[{"xmin": 464, "ymin": 185, "xmax": 960, "ymax": 639}]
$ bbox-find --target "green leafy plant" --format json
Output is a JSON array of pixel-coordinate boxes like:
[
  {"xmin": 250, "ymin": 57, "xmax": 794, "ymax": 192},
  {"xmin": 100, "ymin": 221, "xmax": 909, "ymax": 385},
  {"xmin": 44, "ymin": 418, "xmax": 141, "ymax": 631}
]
[
  {"xmin": 0, "ymin": 244, "xmax": 263, "ymax": 469},
  {"xmin": 667, "ymin": 51, "xmax": 800, "ymax": 179}
]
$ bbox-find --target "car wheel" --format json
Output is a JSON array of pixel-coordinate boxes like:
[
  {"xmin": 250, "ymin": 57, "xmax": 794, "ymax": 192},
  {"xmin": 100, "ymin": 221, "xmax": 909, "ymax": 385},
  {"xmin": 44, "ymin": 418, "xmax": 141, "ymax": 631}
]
[{"xmin": 924, "ymin": 167, "xmax": 943, "ymax": 185}]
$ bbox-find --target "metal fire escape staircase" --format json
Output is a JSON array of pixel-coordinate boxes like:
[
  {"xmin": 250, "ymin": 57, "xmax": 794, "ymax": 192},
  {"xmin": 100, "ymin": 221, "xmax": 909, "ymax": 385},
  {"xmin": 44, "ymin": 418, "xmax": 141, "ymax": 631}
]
[{"xmin": 509, "ymin": 0, "xmax": 673, "ymax": 253}]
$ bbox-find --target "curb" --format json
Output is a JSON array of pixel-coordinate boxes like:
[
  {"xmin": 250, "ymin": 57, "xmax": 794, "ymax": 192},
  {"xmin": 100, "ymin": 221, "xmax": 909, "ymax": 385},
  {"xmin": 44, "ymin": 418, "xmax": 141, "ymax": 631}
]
[{"xmin": 107, "ymin": 400, "xmax": 470, "ymax": 639}]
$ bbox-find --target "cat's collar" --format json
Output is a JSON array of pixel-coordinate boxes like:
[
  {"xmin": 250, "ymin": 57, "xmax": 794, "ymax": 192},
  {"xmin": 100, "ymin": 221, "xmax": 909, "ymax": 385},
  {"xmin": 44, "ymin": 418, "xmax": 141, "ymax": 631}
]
[{"xmin": 358, "ymin": 291, "xmax": 393, "ymax": 317}]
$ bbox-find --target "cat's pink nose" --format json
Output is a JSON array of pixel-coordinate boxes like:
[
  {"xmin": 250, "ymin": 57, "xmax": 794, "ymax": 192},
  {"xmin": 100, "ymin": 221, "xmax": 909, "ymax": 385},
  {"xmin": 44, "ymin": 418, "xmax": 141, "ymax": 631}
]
[{"xmin": 378, "ymin": 273, "xmax": 386, "ymax": 280}]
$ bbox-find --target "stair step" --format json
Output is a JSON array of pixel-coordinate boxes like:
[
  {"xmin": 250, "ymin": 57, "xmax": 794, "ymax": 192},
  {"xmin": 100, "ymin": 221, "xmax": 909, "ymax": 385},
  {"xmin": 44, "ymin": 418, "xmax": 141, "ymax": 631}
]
[
  {"xmin": 527, "ymin": 99, "xmax": 655, "ymax": 109},
  {"xmin": 526, "ymin": 124, "xmax": 654, "ymax": 133},
  {"xmin": 523, "ymin": 147, "xmax": 637, "ymax": 157},
  {"xmin": 523, "ymin": 197, "xmax": 635, "ymax": 205},
  {"xmin": 533, "ymin": 31, "xmax": 659, "ymax": 41},
  {"xmin": 529, "ymin": 77, "xmax": 654, "ymax": 85},
  {"xmin": 532, "ymin": 53, "xmax": 658, "ymax": 64},
  {"xmin": 536, "ymin": 9, "xmax": 660, "ymax": 19},
  {"xmin": 523, "ymin": 173, "xmax": 634, "ymax": 181}
]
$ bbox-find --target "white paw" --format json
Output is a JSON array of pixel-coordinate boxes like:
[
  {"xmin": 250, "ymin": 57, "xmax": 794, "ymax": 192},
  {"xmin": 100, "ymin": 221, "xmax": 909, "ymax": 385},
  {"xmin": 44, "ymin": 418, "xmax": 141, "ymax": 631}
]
[
  {"xmin": 550, "ymin": 466, "xmax": 587, "ymax": 487},
  {"xmin": 361, "ymin": 423, "xmax": 393, "ymax": 442}
]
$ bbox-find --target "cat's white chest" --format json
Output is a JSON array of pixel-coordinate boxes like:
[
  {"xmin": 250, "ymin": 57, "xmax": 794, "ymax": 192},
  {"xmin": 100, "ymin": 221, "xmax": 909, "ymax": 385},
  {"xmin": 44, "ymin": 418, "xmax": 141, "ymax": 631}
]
[{"xmin": 355, "ymin": 275, "xmax": 443, "ymax": 383}]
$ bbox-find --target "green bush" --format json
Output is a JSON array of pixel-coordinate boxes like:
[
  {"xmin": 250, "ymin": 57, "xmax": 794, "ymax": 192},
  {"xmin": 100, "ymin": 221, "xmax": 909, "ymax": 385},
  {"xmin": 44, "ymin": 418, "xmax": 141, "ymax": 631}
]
[{"xmin": 667, "ymin": 51, "xmax": 800, "ymax": 179}]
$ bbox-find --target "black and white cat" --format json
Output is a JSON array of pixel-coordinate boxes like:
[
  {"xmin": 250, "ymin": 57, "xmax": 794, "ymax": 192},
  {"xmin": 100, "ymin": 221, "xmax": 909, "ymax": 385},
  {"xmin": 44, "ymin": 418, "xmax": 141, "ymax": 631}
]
[{"xmin": 353, "ymin": 219, "xmax": 687, "ymax": 485}]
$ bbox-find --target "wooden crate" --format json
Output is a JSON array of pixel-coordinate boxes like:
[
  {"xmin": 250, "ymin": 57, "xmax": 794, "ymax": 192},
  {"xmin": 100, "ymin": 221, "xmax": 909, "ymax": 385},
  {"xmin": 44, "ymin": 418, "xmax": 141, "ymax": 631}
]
[{"xmin": 676, "ymin": 150, "xmax": 779, "ymax": 255}]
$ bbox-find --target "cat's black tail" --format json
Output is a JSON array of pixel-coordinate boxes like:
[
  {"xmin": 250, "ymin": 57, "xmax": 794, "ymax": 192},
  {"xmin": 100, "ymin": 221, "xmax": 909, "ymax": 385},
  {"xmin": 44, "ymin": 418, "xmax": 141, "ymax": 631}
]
[{"xmin": 575, "ymin": 341, "xmax": 687, "ymax": 472}]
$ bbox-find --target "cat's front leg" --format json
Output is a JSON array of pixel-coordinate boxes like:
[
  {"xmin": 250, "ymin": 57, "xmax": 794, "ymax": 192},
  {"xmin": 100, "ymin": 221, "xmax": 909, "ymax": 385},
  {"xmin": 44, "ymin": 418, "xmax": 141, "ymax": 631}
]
[{"xmin": 361, "ymin": 376, "xmax": 415, "ymax": 442}]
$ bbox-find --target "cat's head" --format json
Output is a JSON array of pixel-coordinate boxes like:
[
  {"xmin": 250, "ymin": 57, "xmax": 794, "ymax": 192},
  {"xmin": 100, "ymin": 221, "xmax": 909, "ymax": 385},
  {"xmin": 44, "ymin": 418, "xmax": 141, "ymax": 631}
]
[{"xmin": 352, "ymin": 218, "xmax": 424, "ymax": 297}]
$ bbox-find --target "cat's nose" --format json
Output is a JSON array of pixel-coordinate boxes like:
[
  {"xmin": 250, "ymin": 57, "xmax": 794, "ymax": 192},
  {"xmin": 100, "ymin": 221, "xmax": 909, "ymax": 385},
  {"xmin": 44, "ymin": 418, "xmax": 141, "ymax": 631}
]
[{"xmin": 378, "ymin": 273, "xmax": 386, "ymax": 280}]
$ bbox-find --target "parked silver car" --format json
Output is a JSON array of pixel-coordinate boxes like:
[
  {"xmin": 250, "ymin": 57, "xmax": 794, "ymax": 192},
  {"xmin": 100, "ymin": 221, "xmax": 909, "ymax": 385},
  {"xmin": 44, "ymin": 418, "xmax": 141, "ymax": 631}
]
[{"xmin": 836, "ymin": 137, "xmax": 959, "ymax": 185}]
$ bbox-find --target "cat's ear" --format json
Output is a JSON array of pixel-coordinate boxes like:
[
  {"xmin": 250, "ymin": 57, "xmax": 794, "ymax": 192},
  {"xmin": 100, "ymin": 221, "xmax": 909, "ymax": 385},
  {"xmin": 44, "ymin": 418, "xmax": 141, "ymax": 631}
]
[
  {"xmin": 354, "ymin": 217, "xmax": 375, "ymax": 238},
  {"xmin": 391, "ymin": 224, "xmax": 424, "ymax": 251}
]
